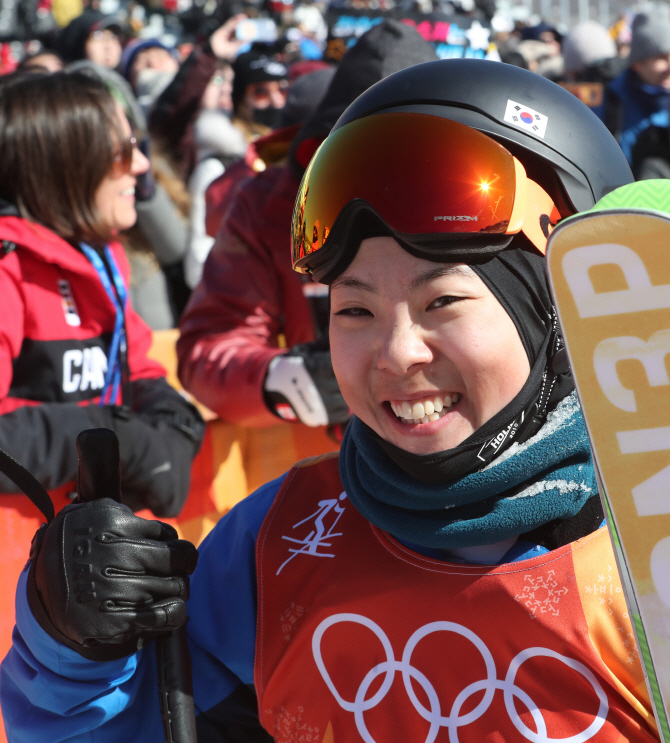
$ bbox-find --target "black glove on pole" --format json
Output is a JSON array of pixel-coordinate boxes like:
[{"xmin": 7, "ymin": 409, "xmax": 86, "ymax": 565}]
[
  {"xmin": 76, "ymin": 429, "xmax": 197, "ymax": 743},
  {"xmin": 26, "ymin": 429, "xmax": 198, "ymax": 742}
]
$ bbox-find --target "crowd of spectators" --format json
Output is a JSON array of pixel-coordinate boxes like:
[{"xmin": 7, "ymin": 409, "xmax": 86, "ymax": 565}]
[{"xmin": 2, "ymin": 0, "xmax": 665, "ymax": 340}]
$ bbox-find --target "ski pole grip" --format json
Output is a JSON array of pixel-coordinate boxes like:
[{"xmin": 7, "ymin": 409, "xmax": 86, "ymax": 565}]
[
  {"xmin": 75, "ymin": 428, "xmax": 197, "ymax": 743},
  {"xmin": 75, "ymin": 428, "xmax": 122, "ymax": 504}
]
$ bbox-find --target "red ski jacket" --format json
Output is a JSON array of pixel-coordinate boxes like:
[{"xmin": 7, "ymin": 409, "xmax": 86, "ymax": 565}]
[
  {"xmin": 0, "ymin": 215, "xmax": 164, "ymax": 414},
  {"xmin": 177, "ymin": 163, "xmax": 316, "ymax": 427},
  {"xmin": 0, "ymin": 213, "xmax": 203, "ymax": 512}
]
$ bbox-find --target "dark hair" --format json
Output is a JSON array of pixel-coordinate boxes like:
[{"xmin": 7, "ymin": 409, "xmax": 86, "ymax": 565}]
[
  {"xmin": 16, "ymin": 49, "xmax": 64, "ymax": 72},
  {"xmin": 0, "ymin": 70, "xmax": 126, "ymax": 243}
]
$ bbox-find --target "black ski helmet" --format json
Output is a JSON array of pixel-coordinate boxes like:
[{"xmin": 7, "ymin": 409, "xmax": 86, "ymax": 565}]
[
  {"xmin": 334, "ymin": 58, "xmax": 630, "ymax": 214},
  {"xmin": 291, "ymin": 59, "xmax": 633, "ymax": 283}
]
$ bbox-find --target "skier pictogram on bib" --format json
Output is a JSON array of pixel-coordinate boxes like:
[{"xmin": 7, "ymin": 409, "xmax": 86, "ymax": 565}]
[{"xmin": 277, "ymin": 491, "xmax": 348, "ymax": 574}]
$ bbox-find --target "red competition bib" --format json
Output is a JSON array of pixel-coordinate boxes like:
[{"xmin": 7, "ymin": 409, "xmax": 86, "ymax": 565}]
[{"xmin": 254, "ymin": 454, "xmax": 658, "ymax": 743}]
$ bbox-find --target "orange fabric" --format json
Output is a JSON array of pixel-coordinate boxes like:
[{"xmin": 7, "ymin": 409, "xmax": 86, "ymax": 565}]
[
  {"xmin": 0, "ymin": 484, "xmax": 74, "ymax": 743},
  {"xmin": 572, "ymin": 526, "xmax": 655, "ymax": 729},
  {"xmin": 255, "ymin": 456, "xmax": 658, "ymax": 742}
]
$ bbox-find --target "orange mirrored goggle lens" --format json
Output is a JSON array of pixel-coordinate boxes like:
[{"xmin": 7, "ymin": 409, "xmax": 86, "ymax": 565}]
[
  {"xmin": 292, "ymin": 113, "xmax": 525, "ymax": 268},
  {"xmin": 292, "ymin": 113, "xmax": 561, "ymax": 276}
]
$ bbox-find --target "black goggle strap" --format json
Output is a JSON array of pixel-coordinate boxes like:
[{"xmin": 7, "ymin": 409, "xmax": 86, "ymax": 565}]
[{"xmin": 0, "ymin": 447, "xmax": 54, "ymax": 524}]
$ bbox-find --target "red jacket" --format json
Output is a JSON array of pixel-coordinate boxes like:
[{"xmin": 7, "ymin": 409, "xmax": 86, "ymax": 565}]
[
  {"xmin": 177, "ymin": 163, "xmax": 315, "ymax": 427},
  {"xmin": 0, "ymin": 216, "xmax": 164, "ymax": 414},
  {"xmin": 0, "ymin": 214, "xmax": 203, "ymax": 513}
]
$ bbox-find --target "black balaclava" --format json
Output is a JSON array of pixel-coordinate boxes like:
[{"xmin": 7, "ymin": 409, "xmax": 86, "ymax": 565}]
[
  {"xmin": 368, "ymin": 238, "xmax": 574, "ymax": 485},
  {"xmin": 252, "ymin": 105, "xmax": 285, "ymax": 130}
]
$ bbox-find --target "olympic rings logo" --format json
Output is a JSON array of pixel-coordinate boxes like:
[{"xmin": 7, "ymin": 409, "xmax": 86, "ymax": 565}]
[{"xmin": 312, "ymin": 613, "xmax": 608, "ymax": 743}]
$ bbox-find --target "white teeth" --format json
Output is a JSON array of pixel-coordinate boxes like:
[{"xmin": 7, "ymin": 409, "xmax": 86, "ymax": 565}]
[
  {"xmin": 412, "ymin": 402, "xmax": 425, "ymax": 419},
  {"xmin": 390, "ymin": 392, "xmax": 461, "ymax": 425}
]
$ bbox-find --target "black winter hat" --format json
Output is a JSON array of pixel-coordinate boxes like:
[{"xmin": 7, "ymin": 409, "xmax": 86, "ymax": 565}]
[
  {"xmin": 58, "ymin": 10, "xmax": 123, "ymax": 63},
  {"xmin": 289, "ymin": 20, "xmax": 438, "ymax": 176},
  {"xmin": 232, "ymin": 48, "xmax": 288, "ymax": 107}
]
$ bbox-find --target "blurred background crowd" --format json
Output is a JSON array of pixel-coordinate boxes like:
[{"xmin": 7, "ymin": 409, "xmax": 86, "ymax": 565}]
[{"xmin": 0, "ymin": 0, "xmax": 664, "ymax": 330}]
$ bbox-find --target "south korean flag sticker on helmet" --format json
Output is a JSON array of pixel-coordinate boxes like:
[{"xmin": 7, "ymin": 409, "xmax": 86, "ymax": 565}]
[{"xmin": 504, "ymin": 99, "xmax": 549, "ymax": 139}]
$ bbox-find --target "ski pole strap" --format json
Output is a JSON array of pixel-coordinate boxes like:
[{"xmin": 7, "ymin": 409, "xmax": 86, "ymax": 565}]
[
  {"xmin": 80, "ymin": 243, "xmax": 128, "ymax": 406},
  {"xmin": 0, "ymin": 447, "xmax": 54, "ymax": 523}
]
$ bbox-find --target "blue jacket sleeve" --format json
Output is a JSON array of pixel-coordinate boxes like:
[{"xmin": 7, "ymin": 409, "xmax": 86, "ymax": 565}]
[{"xmin": 0, "ymin": 475, "xmax": 284, "ymax": 742}]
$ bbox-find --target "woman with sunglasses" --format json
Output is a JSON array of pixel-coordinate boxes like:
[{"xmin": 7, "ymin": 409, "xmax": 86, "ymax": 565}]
[
  {"xmin": 2, "ymin": 61, "xmax": 659, "ymax": 742},
  {"xmin": 0, "ymin": 70, "xmax": 205, "ymax": 664},
  {"xmin": 0, "ymin": 70, "xmax": 203, "ymax": 516}
]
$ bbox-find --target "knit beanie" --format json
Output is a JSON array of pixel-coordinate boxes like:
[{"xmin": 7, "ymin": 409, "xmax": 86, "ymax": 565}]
[
  {"xmin": 629, "ymin": 5, "xmax": 670, "ymax": 64},
  {"xmin": 520, "ymin": 21, "xmax": 560, "ymax": 42},
  {"xmin": 232, "ymin": 49, "xmax": 288, "ymax": 107},
  {"xmin": 563, "ymin": 21, "xmax": 617, "ymax": 74},
  {"xmin": 120, "ymin": 38, "xmax": 177, "ymax": 80},
  {"xmin": 280, "ymin": 66, "xmax": 336, "ymax": 127}
]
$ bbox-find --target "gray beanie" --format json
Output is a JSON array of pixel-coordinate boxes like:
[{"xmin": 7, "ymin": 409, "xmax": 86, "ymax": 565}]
[
  {"xmin": 629, "ymin": 5, "xmax": 670, "ymax": 64},
  {"xmin": 563, "ymin": 21, "xmax": 617, "ymax": 73},
  {"xmin": 280, "ymin": 67, "xmax": 336, "ymax": 127}
]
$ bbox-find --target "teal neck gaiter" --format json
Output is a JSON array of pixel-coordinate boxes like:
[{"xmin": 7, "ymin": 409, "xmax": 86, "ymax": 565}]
[{"xmin": 339, "ymin": 393, "xmax": 597, "ymax": 549}]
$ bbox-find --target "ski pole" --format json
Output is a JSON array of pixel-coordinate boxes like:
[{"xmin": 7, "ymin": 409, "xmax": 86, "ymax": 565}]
[{"xmin": 75, "ymin": 428, "xmax": 197, "ymax": 743}]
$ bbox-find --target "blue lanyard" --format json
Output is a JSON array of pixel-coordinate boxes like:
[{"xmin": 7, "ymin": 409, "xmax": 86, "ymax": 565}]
[{"xmin": 80, "ymin": 243, "xmax": 128, "ymax": 406}]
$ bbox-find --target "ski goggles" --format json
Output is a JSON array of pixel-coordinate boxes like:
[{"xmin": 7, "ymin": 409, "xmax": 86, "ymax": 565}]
[{"xmin": 291, "ymin": 112, "xmax": 560, "ymax": 283}]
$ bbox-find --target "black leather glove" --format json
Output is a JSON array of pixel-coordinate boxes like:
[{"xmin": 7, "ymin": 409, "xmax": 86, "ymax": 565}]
[
  {"xmin": 113, "ymin": 378, "xmax": 205, "ymax": 517},
  {"xmin": 263, "ymin": 336, "xmax": 350, "ymax": 427},
  {"xmin": 0, "ymin": 379, "xmax": 204, "ymax": 517},
  {"xmin": 27, "ymin": 498, "xmax": 198, "ymax": 661}
]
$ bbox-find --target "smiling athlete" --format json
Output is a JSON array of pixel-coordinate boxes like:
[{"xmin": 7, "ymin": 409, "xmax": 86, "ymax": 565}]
[{"xmin": 1, "ymin": 59, "xmax": 659, "ymax": 742}]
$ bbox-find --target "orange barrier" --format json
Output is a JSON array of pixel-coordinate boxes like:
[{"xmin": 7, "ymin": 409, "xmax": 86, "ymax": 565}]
[
  {"xmin": 0, "ymin": 485, "xmax": 75, "ymax": 743},
  {"xmin": 558, "ymin": 81, "xmax": 604, "ymax": 109},
  {"xmin": 0, "ymin": 330, "xmax": 338, "ymax": 740},
  {"xmin": 139, "ymin": 329, "xmax": 339, "ymax": 543}
]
